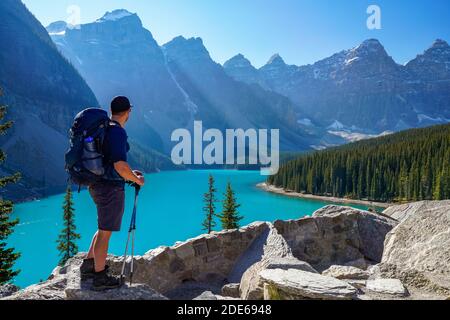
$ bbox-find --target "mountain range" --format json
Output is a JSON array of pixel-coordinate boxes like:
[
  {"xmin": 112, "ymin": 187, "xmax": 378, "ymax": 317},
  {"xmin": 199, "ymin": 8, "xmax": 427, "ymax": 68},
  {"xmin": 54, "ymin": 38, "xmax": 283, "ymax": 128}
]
[
  {"xmin": 46, "ymin": 10, "xmax": 341, "ymax": 153},
  {"xmin": 224, "ymin": 39, "xmax": 450, "ymax": 133}
]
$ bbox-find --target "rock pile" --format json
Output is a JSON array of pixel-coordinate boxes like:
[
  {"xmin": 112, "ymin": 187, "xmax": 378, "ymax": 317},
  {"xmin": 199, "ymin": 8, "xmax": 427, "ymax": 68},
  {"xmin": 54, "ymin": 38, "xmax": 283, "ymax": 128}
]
[{"xmin": 3, "ymin": 201, "xmax": 448, "ymax": 300}]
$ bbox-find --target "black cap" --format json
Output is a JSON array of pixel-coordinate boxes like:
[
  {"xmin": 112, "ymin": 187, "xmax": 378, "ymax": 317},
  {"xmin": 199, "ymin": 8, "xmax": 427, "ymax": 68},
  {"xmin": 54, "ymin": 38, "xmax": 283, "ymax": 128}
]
[{"xmin": 111, "ymin": 96, "xmax": 132, "ymax": 114}]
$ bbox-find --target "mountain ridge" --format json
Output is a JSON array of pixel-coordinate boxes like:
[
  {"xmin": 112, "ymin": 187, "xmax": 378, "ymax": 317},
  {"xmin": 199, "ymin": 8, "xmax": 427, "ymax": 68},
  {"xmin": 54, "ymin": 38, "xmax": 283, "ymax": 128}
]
[{"xmin": 225, "ymin": 38, "xmax": 450, "ymax": 133}]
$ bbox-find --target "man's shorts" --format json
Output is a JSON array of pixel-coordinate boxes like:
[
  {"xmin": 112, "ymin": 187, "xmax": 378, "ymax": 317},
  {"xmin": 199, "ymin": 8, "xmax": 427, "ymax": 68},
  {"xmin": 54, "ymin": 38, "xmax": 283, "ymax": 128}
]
[{"xmin": 89, "ymin": 183, "xmax": 125, "ymax": 232}]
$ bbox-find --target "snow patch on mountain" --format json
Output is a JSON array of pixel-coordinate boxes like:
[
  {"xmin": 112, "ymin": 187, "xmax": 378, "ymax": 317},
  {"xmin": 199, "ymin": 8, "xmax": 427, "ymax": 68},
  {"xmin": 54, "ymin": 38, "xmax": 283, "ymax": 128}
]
[
  {"xmin": 297, "ymin": 118, "xmax": 313, "ymax": 126},
  {"xmin": 329, "ymin": 130, "xmax": 393, "ymax": 143},
  {"xmin": 327, "ymin": 120, "xmax": 345, "ymax": 130},
  {"xmin": 97, "ymin": 9, "xmax": 134, "ymax": 22},
  {"xmin": 46, "ymin": 21, "xmax": 67, "ymax": 36}
]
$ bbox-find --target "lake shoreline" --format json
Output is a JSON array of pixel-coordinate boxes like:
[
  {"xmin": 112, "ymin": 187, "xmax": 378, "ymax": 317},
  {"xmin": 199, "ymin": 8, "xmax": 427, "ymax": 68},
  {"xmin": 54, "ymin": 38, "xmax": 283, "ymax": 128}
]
[{"xmin": 257, "ymin": 182, "xmax": 392, "ymax": 209}]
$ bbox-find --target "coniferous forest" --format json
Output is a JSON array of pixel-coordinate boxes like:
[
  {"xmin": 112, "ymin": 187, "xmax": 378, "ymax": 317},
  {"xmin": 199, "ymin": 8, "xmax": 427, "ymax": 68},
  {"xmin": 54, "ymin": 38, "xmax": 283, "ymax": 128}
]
[{"xmin": 268, "ymin": 124, "xmax": 450, "ymax": 202}]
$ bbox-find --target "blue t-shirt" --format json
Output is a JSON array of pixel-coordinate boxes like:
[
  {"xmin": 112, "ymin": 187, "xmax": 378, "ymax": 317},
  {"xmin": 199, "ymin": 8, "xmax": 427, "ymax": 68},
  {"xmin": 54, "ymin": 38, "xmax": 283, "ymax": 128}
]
[{"xmin": 102, "ymin": 122, "xmax": 130, "ymax": 185}]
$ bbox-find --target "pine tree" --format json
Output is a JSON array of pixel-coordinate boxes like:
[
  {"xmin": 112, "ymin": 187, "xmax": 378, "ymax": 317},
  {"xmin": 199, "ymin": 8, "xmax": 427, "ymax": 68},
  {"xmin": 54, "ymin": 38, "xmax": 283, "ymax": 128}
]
[
  {"xmin": 56, "ymin": 187, "xmax": 80, "ymax": 266},
  {"xmin": 267, "ymin": 123, "xmax": 450, "ymax": 203},
  {"xmin": 202, "ymin": 175, "xmax": 218, "ymax": 234},
  {"xmin": 220, "ymin": 182, "xmax": 243, "ymax": 230},
  {"xmin": 0, "ymin": 93, "xmax": 21, "ymax": 285}
]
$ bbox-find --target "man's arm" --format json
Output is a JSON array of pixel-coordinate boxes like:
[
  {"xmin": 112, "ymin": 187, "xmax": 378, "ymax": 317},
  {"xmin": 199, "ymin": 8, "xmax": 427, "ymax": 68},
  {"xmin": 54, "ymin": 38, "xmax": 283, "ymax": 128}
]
[{"xmin": 114, "ymin": 161, "xmax": 145, "ymax": 186}]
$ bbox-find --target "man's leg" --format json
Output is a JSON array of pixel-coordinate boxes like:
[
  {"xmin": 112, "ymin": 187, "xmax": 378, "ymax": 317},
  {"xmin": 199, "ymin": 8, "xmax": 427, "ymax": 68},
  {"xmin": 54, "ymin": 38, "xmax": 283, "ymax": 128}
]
[
  {"xmin": 86, "ymin": 231, "xmax": 98, "ymax": 259},
  {"xmin": 93, "ymin": 230, "xmax": 112, "ymax": 272},
  {"xmin": 80, "ymin": 231, "xmax": 98, "ymax": 278}
]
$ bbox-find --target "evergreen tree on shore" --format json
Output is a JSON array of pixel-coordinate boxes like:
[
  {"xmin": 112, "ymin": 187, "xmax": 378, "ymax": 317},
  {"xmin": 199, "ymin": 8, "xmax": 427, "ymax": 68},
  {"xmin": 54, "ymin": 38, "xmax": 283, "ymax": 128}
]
[
  {"xmin": 202, "ymin": 175, "xmax": 218, "ymax": 234},
  {"xmin": 220, "ymin": 182, "xmax": 243, "ymax": 230},
  {"xmin": 57, "ymin": 187, "xmax": 80, "ymax": 266},
  {"xmin": 0, "ymin": 93, "xmax": 21, "ymax": 285}
]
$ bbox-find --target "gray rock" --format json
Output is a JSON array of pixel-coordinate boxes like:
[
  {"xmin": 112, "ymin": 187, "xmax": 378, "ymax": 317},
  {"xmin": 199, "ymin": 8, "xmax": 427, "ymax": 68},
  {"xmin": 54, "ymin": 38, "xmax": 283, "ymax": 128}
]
[
  {"xmin": 221, "ymin": 283, "xmax": 240, "ymax": 298},
  {"xmin": 193, "ymin": 291, "xmax": 240, "ymax": 300},
  {"xmin": 366, "ymin": 279, "xmax": 408, "ymax": 297},
  {"xmin": 66, "ymin": 283, "xmax": 167, "ymax": 301},
  {"xmin": 274, "ymin": 206, "xmax": 397, "ymax": 271},
  {"xmin": 322, "ymin": 265, "xmax": 370, "ymax": 280},
  {"xmin": 193, "ymin": 291, "xmax": 218, "ymax": 300},
  {"xmin": 344, "ymin": 280, "xmax": 367, "ymax": 290},
  {"xmin": 239, "ymin": 225, "xmax": 317, "ymax": 300},
  {"xmin": 0, "ymin": 284, "xmax": 19, "ymax": 298},
  {"xmin": 2, "ymin": 277, "xmax": 67, "ymax": 300},
  {"xmin": 380, "ymin": 201, "xmax": 450, "ymax": 295},
  {"xmin": 260, "ymin": 269, "xmax": 357, "ymax": 300}
]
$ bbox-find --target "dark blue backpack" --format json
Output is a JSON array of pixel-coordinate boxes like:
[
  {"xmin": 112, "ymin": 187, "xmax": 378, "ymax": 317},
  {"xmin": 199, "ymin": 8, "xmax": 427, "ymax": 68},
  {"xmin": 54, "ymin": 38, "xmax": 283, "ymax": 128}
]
[{"xmin": 65, "ymin": 108, "xmax": 112, "ymax": 186}]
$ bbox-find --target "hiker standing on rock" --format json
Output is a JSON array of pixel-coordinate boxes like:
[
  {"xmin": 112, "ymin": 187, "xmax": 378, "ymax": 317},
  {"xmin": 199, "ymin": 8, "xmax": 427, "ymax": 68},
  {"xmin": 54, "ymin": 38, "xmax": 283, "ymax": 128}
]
[{"xmin": 77, "ymin": 96, "xmax": 145, "ymax": 291}]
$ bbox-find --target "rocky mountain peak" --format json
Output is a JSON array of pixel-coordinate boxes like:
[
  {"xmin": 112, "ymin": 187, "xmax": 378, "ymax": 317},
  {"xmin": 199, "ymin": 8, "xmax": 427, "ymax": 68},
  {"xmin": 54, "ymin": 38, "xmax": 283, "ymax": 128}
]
[
  {"xmin": 422, "ymin": 39, "xmax": 450, "ymax": 59},
  {"xmin": 163, "ymin": 36, "xmax": 211, "ymax": 63},
  {"xmin": 224, "ymin": 54, "xmax": 254, "ymax": 69},
  {"xmin": 431, "ymin": 38, "xmax": 449, "ymax": 49},
  {"xmin": 167, "ymin": 36, "xmax": 205, "ymax": 49},
  {"xmin": 266, "ymin": 53, "xmax": 286, "ymax": 66},
  {"xmin": 350, "ymin": 39, "xmax": 388, "ymax": 58},
  {"xmin": 96, "ymin": 9, "xmax": 136, "ymax": 22},
  {"xmin": 406, "ymin": 38, "xmax": 450, "ymax": 81},
  {"xmin": 56, "ymin": 9, "xmax": 154, "ymax": 46}
]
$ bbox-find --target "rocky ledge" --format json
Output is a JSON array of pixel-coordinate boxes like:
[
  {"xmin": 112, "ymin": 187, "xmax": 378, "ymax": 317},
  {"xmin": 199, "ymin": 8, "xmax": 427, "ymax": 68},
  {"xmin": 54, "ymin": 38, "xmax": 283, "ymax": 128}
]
[{"xmin": 2, "ymin": 201, "xmax": 449, "ymax": 300}]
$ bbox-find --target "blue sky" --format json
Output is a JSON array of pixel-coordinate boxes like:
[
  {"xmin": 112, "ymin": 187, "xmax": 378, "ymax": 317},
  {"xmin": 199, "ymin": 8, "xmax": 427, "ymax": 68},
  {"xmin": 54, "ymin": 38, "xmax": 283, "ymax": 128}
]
[{"xmin": 22, "ymin": 0, "xmax": 450, "ymax": 67}]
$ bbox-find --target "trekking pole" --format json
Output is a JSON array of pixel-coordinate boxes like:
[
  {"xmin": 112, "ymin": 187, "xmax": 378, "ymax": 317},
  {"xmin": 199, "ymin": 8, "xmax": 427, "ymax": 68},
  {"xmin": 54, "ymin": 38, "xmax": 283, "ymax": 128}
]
[{"xmin": 121, "ymin": 183, "xmax": 141, "ymax": 286}]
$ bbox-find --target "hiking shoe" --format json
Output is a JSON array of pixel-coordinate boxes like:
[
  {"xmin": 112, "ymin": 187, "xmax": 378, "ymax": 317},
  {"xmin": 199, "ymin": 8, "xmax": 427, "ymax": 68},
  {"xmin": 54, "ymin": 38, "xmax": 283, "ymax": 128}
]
[
  {"xmin": 80, "ymin": 258, "xmax": 109, "ymax": 280},
  {"xmin": 92, "ymin": 268, "xmax": 123, "ymax": 291}
]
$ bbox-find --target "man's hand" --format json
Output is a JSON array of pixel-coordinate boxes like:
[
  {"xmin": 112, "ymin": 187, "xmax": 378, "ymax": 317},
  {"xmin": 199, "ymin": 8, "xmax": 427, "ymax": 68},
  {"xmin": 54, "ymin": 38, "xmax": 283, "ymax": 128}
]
[
  {"xmin": 133, "ymin": 170, "xmax": 144, "ymax": 177},
  {"xmin": 114, "ymin": 161, "xmax": 145, "ymax": 187},
  {"xmin": 133, "ymin": 170, "xmax": 145, "ymax": 187}
]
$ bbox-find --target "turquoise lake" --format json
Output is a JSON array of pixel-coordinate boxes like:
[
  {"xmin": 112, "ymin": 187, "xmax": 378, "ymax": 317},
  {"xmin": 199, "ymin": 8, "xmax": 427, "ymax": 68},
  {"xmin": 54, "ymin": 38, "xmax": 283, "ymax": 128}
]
[{"xmin": 8, "ymin": 170, "xmax": 369, "ymax": 288}]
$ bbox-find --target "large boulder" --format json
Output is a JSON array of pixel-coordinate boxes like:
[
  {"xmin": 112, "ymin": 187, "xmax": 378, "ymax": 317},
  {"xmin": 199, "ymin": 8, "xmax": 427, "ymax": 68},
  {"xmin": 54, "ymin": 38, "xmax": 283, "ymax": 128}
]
[
  {"xmin": 379, "ymin": 201, "xmax": 450, "ymax": 295},
  {"xmin": 274, "ymin": 206, "xmax": 397, "ymax": 271},
  {"xmin": 260, "ymin": 268, "xmax": 358, "ymax": 300},
  {"xmin": 138, "ymin": 221, "xmax": 269, "ymax": 294},
  {"xmin": 237, "ymin": 225, "xmax": 317, "ymax": 300}
]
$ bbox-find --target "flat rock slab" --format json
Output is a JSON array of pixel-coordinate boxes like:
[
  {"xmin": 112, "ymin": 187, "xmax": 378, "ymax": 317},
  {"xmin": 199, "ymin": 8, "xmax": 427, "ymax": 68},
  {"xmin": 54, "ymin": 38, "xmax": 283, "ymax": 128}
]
[
  {"xmin": 194, "ymin": 291, "xmax": 240, "ymax": 301},
  {"xmin": 260, "ymin": 268, "xmax": 357, "ymax": 300},
  {"xmin": 322, "ymin": 265, "xmax": 369, "ymax": 280},
  {"xmin": 65, "ymin": 282, "xmax": 168, "ymax": 300},
  {"xmin": 366, "ymin": 279, "xmax": 408, "ymax": 297}
]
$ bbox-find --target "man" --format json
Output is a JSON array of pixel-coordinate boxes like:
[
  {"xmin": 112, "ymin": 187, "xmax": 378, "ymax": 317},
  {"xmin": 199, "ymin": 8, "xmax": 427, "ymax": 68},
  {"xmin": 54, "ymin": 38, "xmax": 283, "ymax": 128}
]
[{"xmin": 79, "ymin": 96, "xmax": 145, "ymax": 291}]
